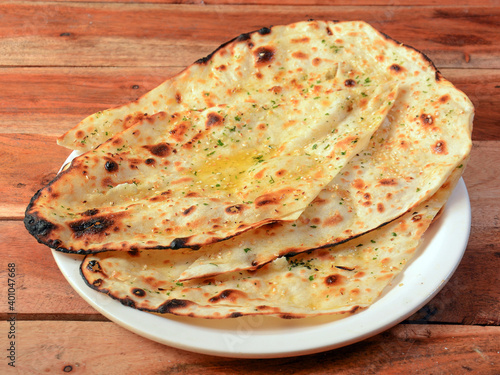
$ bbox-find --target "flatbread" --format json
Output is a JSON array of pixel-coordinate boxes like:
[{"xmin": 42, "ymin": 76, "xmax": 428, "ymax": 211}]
[
  {"xmin": 175, "ymin": 20, "xmax": 474, "ymax": 279},
  {"xmin": 57, "ymin": 21, "xmax": 399, "ymax": 152},
  {"xmin": 80, "ymin": 167, "xmax": 464, "ymax": 318},
  {"xmin": 25, "ymin": 74, "xmax": 396, "ymax": 253},
  {"xmin": 31, "ymin": 19, "xmax": 473, "ymax": 320}
]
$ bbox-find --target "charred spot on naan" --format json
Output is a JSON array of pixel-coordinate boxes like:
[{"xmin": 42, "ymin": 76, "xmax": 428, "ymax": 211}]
[
  {"xmin": 324, "ymin": 274, "xmax": 345, "ymax": 286},
  {"xmin": 323, "ymin": 212, "xmax": 344, "ymax": 226},
  {"xmin": 143, "ymin": 142, "xmax": 172, "ymax": 157},
  {"xmin": 156, "ymin": 299, "xmax": 195, "ymax": 314},
  {"xmin": 182, "ymin": 205, "xmax": 196, "ymax": 216},
  {"xmin": 378, "ymin": 178, "xmax": 398, "ymax": 186},
  {"xmin": 388, "ymin": 63, "xmax": 406, "ymax": 74},
  {"xmin": 225, "ymin": 204, "xmax": 247, "ymax": 214},
  {"xmin": 85, "ymin": 259, "xmax": 105, "ymax": 274},
  {"xmin": 254, "ymin": 188, "xmax": 299, "ymax": 208},
  {"xmin": 254, "ymin": 46, "xmax": 276, "ymax": 67},
  {"xmin": 205, "ymin": 112, "xmax": 224, "ymax": 128},
  {"xmin": 344, "ymin": 79, "xmax": 356, "ymax": 87},
  {"xmin": 432, "ymin": 140, "xmax": 448, "ymax": 155},
  {"xmin": 208, "ymin": 289, "xmax": 248, "ymax": 304},
  {"xmin": 194, "ymin": 26, "xmax": 272, "ymax": 66},
  {"xmin": 168, "ymin": 121, "xmax": 191, "ymax": 143},
  {"xmin": 69, "ymin": 212, "xmax": 125, "ymax": 241},
  {"xmin": 131, "ymin": 288, "xmax": 146, "ymax": 297}
]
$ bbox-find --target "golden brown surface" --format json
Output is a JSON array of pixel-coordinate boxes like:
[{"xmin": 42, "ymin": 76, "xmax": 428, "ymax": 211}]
[{"xmin": 1, "ymin": 1, "xmax": 499, "ymax": 373}]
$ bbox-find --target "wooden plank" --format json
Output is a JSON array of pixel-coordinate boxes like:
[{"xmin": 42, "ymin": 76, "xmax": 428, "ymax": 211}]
[
  {"xmin": 0, "ymin": 322, "xmax": 498, "ymax": 373},
  {"xmin": 0, "ymin": 67, "xmax": 174, "ymax": 136},
  {"xmin": 462, "ymin": 141, "xmax": 500, "ymax": 230},
  {"xmin": 0, "ymin": 3, "xmax": 498, "ymax": 68},
  {"xmin": 40, "ymin": 0, "xmax": 500, "ymax": 5},
  {"xmin": 408, "ymin": 227, "xmax": 500, "ymax": 325},
  {"xmin": 0, "ymin": 134, "xmax": 70, "ymax": 220},
  {"xmin": 0, "ymin": 67, "xmax": 498, "ymax": 140},
  {"xmin": 0, "ymin": 221, "xmax": 102, "ymax": 319}
]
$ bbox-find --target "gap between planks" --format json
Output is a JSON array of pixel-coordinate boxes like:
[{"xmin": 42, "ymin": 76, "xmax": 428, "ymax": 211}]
[{"xmin": 0, "ymin": 321, "xmax": 497, "ymax": 373}]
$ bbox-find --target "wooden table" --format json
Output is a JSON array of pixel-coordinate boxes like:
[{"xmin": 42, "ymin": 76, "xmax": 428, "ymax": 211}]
[{"xmin": 1, "ymin": 1, "xmax": 499, "ymax": 373}]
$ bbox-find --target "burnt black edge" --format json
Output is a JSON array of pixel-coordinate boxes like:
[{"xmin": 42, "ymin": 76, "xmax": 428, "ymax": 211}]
[
  {"xmin": 377, "ymin": 30, "xmax": 442, "ymax": 81},
  {"xmin": 79, "ymin": 258, "xmax": 243, "ymax": 318},
  {"xmin": 194, "ymin": 25, "xmax": 274, "ymax": 65},
  {"xmin": 80, "ymin": 256, "xmax": 360, "ymax": 319},
  {"xmin": 24, "ymin": 153, "xmax": 82, "ymax": 247}
]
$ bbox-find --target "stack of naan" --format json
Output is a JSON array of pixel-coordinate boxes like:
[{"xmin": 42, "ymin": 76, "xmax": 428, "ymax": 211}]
[{"xmin": 25, "ymin": 20, "xmax": 473, "ymax": 319}]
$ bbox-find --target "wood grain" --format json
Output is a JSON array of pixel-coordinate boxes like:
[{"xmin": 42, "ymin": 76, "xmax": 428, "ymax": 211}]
[
  {"xmin": 0, "ymin": 220, "xmax": 101, "ymax": 319},
  {"xmin": 0, "ymin": 134, "xmax": 69, "ymax": 220},
  {"xmin": 463, "ymin": 141, "xmax": 500, "ymax": 230},
  {"xmin": 0, "ymin": 322, "xmax": 498, "ymax": 373},
  {"xmin": 0, "ymin": 0, "xmax": 498, "ymax": 370},
  {"xmin": 0, "ymin": 3, "xmax": 498, "ymax": 68},
  {"xmin": 42, "ymin": 0, "xmax": 500, "ymax": 5},
  {"xmin": 0, "ymin": 67, "xmax": 498, "ymax": 139},
  {"xmin": 0, "ymin": 67, "xmax": 172, "ymax": 136},
  {"xmin": 408, "ymin": 226, "xmax": 500, "ymax": 325}
]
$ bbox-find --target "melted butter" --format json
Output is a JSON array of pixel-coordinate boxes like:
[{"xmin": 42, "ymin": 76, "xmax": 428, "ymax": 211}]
[
  {"xmin": 192, "ymin": 146, "xmax": 268, "ymax": 195},
  {"xmin": 191, "ymin": 145, "xmax": 325, "ymax": 200}
]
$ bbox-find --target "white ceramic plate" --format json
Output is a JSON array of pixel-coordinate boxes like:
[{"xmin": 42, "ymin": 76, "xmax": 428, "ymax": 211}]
[{"xmin": 52, "ymin": 153, "xmax": 471, "ymax": 358}]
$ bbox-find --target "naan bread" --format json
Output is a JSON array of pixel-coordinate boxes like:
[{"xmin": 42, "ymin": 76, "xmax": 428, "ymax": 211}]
[
  {"xmin": 80, "ymin": 167, "xmax": 464, "ymax": 318},
  {"xmin": 25, "ymin": 74, "xmax": 396, "ymax": 253},
  {"xmin": 180, "ymin": 77, "xmax": 472, "ymax": 280},
  {"xmin": 27, "ymin": 19, "xmax": 473, "ymax": 321},
  {"xmin": 175, "ymin": 21, "xmax": 474, "ymax": 279},
  {"xmin": 57, "ymin": 21, "xmax": 398, "ymax": 152}
]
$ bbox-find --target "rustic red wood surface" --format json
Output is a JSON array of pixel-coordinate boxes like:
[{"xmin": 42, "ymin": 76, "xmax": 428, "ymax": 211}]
[{"xmin": 1, "ymin": 1, "xmax": 499, "ymax": 373}]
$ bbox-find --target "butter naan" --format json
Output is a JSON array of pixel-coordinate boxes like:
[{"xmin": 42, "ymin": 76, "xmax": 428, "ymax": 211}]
[
  {"xmin": 56, "ymin": 22, "xmax": 398, "ymax": 152},
  {"xmin": 80, "ymin": 167, "xmax": 463, "ymax": 318},
  {"xmin": 180, "ymin": 61, "xmax": 472, "ymax": 279},
  {"xmin": 26, "ymin": 19, "xmax": 473, "ymax": 321},
  {"xmin": 177, "ymin": 21, "xmax": 473, "ymax": 279},
  {"xmin": 25, "ymin": 36, "xmax": 398, "ymax": 252},
  {"xmin": 26, "ymin": 20, "xmax": 472, "ymax": 266}
]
